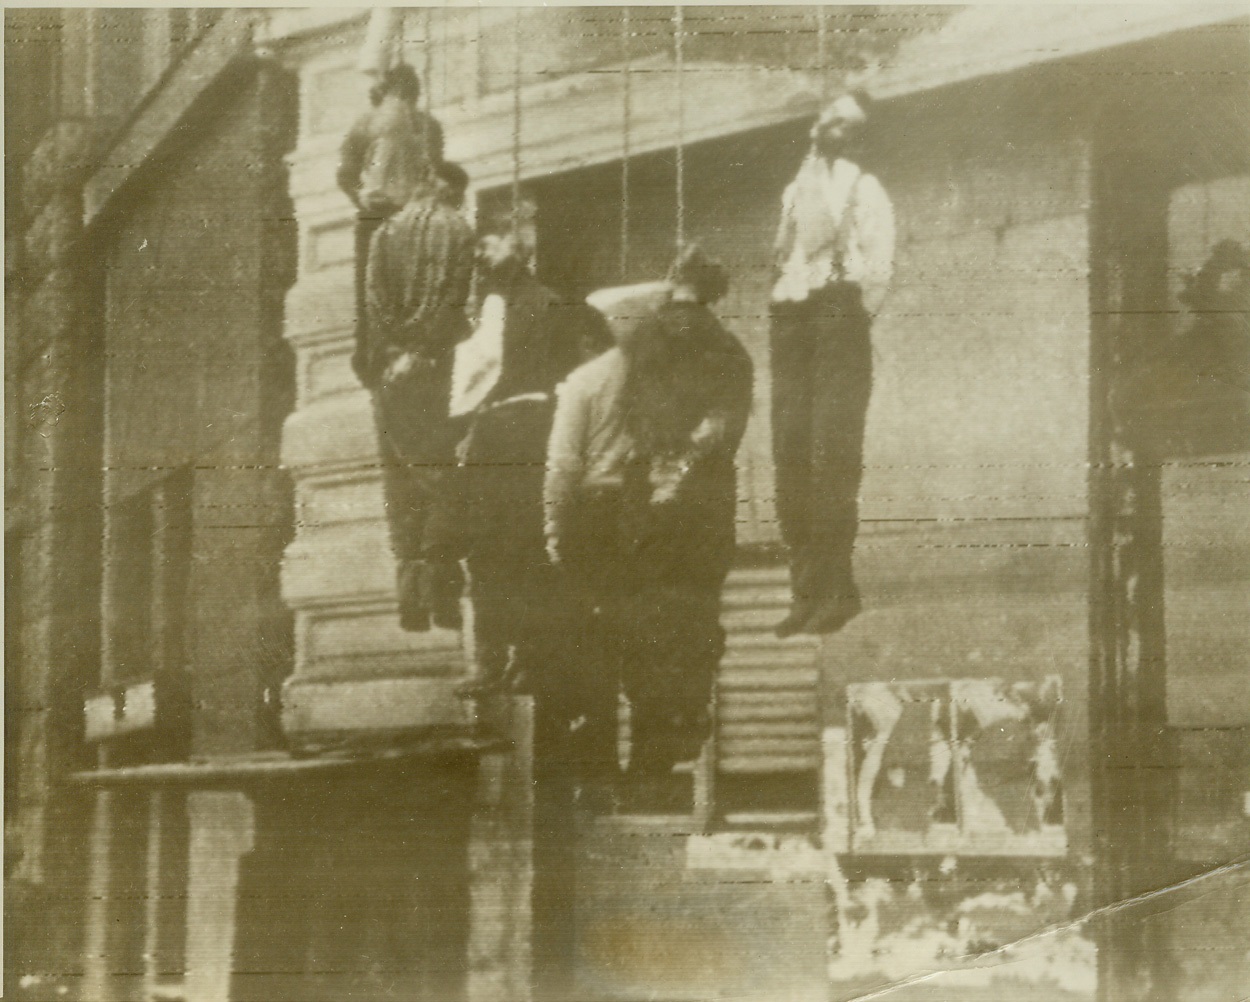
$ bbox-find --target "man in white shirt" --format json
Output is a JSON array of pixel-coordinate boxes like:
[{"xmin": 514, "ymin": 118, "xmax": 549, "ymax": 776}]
[
  {"xmin": 769, "ymin": 91, "xmax": 896, "ymax": 637},
  {"xmin": 431, "ymin": 202, "xmax": 611, "ymax": 696}
]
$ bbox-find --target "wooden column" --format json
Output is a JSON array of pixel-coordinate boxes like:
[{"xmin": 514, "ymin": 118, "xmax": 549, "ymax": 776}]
[
  {"xmin": 468, "ymin": 698, "xmax": 535, "ymax": 1002},
  {"xmin": 274, "ymin": 19, "xmax": 471, "ymax": 742},
  {"xmin": 1087, "ymin": 100, "xmax": 1180, "ymax": 1002}
]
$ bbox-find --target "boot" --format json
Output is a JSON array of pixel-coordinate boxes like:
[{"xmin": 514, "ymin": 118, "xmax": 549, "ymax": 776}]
[
  {"xmin": 774, "ymin": 553, "xmax": 815, "ymax": 638},
  {"xmin": 455, "ymin": 644, "xmax": 509, "ymax": 699},
  {"xmin": 396, "ymin": 561, "xmax": 431, "ymax": 632},
  {"xmin": 455, "ymin": 670, "xmax": 508, "ymax": 699},
  {"xmin": 774, "ymin": 603, "xmax": 815, "ymax": 638},
  {"xmin": 419, "ymin": 559, "xmax": 464, "ymax": 631},
  {"xmin": 805, "ymin": 588, "xmax": 862, "ymax": 635}
]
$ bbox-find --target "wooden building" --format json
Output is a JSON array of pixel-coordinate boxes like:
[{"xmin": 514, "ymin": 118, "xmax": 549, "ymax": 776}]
[{"xmin": 5, "ymin": 7, "xmax": 1248, "ymax": 1001}]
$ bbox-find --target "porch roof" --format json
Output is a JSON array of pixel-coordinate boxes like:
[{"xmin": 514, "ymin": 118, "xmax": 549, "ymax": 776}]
[
  {"xmin": 867, "ymin": 2, "xmax": 1247, "ymax": 99},
  {"xmin": 70, "ymin": 734, "xmax": 506, "ymax": 789},
  {"xmin": 441, "ymin": 2, "xmax": 1248, "ymax": 188}
]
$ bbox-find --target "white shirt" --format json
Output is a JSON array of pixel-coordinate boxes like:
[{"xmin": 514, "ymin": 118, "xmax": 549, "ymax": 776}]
[
  {"xmin": 449, "ymin": 293, "xmax": 506, "ymax": 418},
  {"xmin": 771, "ymin": 156, "xmax": 896, "ymax": 315},
  {"xmin": 543, "ymin": 348, "xmax": 634, "ymax": 541}
]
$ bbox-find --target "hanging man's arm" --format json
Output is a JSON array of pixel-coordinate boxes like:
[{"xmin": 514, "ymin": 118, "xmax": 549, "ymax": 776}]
[
  {"xmin": 364, "ymin": 224, "xmax": 406, "ymax": 385},
  {"xmin": 398, "ymin": 211, "xmax": 476, "ymax": 358},
  {"xmin": 414, "ymin": 110, "xmax": 446, "ymax": 167},
  {"xmin": 419, "ymin": 215, "xmax": 476, "ymax": 356},
  {"xmin": 853, "ymin": 173, "xmax": 895, "ymax": 316},
  {"xmin": 440, "ymin": 216, "xmax": 476, "ymax": 342},
  {"xmin": 543, "ymin": 375, "xmax": 590, "ymax": 561},
  {"xmin": 336, "ymin": 117, "xmax": 370, "ymax": 209},
  {"xmin": 773, "ymin": 181, "xmax": 798, "ymax": 272},
  {"xmin": 691, "ymin": 335, "xmax": 754, "ymax": 460},
  {"xmin": 721, "ymin": 339, "xmax": 755, "ymax": 456}
]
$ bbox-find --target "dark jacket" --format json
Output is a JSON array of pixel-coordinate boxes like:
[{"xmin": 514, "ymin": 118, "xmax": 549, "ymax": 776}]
[
  {"xmin": 623, "ymin": 300, "xmax": 754, "ymax": 465},
  {"xmin": 362, "ymin": 197, "xmax": 475, "ymax": 388},
  {"xmin": 620, "ymin": 301, "xmax": 755, "ymax": 592},
  {"xmin": 483, "ymin": 273, "xmax": 614, "ymax": 407},
  {"xmin": 439, "ymin": 277, "xmax": 613, "ymax": 562}
]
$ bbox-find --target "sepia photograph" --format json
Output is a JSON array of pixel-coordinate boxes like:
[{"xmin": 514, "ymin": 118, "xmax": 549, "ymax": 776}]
[{"xmin": 4, "ymin": 4, "xmax": 1248, "ymax": 1000}]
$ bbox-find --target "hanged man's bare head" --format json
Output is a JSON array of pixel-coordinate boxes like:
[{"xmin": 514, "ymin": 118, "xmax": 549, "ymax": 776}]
[{"xmin": 812, "ymin": 92, "xmax": 870, "ymax": 160}]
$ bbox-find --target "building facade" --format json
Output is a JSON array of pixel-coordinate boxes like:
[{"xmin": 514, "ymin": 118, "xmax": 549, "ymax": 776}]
[{"xmin": 5, "ymin": 7, "xmax": 1249, "ymax": 1002}]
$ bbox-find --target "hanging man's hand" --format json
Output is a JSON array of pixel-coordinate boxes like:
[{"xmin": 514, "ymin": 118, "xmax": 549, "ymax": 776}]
[
  {"xmin": 382, "ymin": 350, "xmax": 439, "ymax": 385},
  {"xmin": 382, "ymin": 351, "xmax": 414, "ymax": 384}
]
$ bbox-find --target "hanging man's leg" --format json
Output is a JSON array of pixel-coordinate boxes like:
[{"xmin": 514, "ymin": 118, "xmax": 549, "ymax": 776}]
[
  {"xmin": 806, "ymin": 282, "xmax": 873, "ymax": 633},
  {"xmin": 559, "ymin": 491, "xmax": 629, "ymax": 809},
  {"xmin": 352, "ymin": 213, "xmax": 388, "ymax": 386},
  {"xmin": 769, "ymin": 300, "xmax": 820, "ymax": 636},
  {"xmin": 376, "ymin": 359, "xmax": 465, "ymax": 632},
  {"xmin": 458, "ymin": 558, "xmax": 513, "ymax": 695},
  {"xmin": 421, "ymin": 415, "xmax": 473, "ymax": 633},
  {"xmin": 373, "ymin": 399, "xmax": 433, "ymax": 632}
]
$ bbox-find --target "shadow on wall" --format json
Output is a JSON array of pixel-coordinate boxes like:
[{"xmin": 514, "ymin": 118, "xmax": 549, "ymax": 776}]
[{"xmin": 1114, "ymin": 239, "xmax": 1250, "ymax": 460}]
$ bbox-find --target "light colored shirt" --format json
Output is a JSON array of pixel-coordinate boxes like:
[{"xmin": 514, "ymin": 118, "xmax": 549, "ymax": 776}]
[
  {"xmin": 337, "ymin": 96, "xmax": 444, "ymax": 213},
  {"xmin": 772, "ymin": 155, "xmax": 895, "ymax": 314},
  {"xmin": 450, "ymin": 293, "xmax": 505, "ymax": 417},
  {"xmin": 584, "ymin": 280, "xmax": 672, "ymax": 346},
  {"xmin": 543, "ymin": 348, "xmax": 633, "ymax": 541}
]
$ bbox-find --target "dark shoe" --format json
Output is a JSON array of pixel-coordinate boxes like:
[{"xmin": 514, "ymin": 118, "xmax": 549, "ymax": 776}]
[
  {"xmin": 397, "ymin": 562, "xmax": 431, "ymax": 632},
  {"xmin": 400, "ymin": 603, "xmax": 432, "ymax": 632},
  {"xmin": 805, "ymin": 592, "xmax": 863, "ymax": 635},
  {"xmin": 774, "ymin": 605, "xmax": 814, "ymax": 639},
  {"xmin": 504, "ymin": 664, "xmax": 534, "ymax": 696},
  {"xmin": 431, "ymin": 600, "xmax": 462, "ymax": 632},
  {"xmin": 419, "ymin": 560, "xmax": 464, "ymax": 631},
  {"xmin": 455, "ymin": 673, "xmax": 508, "ymax": 699}
]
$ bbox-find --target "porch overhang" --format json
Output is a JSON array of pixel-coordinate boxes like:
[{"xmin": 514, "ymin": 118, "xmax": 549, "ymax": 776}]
[
  {"xmin": 443, "ymin": 3, "xmax": 1250, "ymax": 190},
  {"xmin": 867, "ymin": 2, "xmax": 1248, "ymax": 100},
  {"xmin": 271, "ymin": 4, "xmax": 1248, "ymax": 199},
  {"xmin": 70, "ymin": 734, "xmax": 506, "ymax": 789}
]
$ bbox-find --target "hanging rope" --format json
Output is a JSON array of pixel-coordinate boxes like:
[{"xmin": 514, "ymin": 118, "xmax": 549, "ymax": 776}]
[
  {"xmin": 816, "ymin": 5, "xmax": 830, "ymax": 104},
  {"xmin": 620, "ymin": 7, "xmax": 632, "ymax": 281},
  {"xmin": 673, "ymin": 4, "xmax": 686, "ymax": 251},
  {"xmin": 424, "ymin": 7, "xmax": 434, "ymax": 117},
  {"xmin": 418, "ymin": 7, "xmax": 439, "ymax": 188},
  {"xmin": 512, "ymin": 10, "xmax": 523, "ymax": 243}
]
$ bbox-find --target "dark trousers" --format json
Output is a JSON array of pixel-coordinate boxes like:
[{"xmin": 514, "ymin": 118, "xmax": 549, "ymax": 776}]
[
  {"xmin": 372, "ymin": 358, "xmax": 456, "ymax": 562},
  {"xmin": 352, "ymin": 210, "xmax": 395, "ymax": 385},
  {"xmin": 622, "ymin": 471, "xmax": 731, "ymax": 774},
  {"xmin": 558, "ymin": 491, "xmax": 632, "ymax": 781},
  {"xmin": 566, "ymin": 481, "xmax": 732, "ymax": 777},
  {"xmin": 372, "ymin": 360, "xmax": 465, "ymax": 631},
  {"xmin": 444, "ymin": 399, "xmax": 559, "ymax": 680},
  {"xmin": 769, "ymin": 282, "xmax": 873, "ymax": 613},
  {"xmin": 467, "ymin": 557, "xmax": 559, "ymax": 681}
]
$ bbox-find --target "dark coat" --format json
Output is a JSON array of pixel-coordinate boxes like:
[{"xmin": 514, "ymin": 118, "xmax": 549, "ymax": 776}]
[
  {"xmin": 482, "ymin": 274, "xmax": 614, "ymax": 408},
  {"xmin": 362, "ymin": 197, "xmax": 475, "ymax": 388},
  {"xmin": 623, "ymin": 300, "xmax": 754, "ymax": 464},
  {"xmin": 434, "ymin": 276, "xmax": 613, "ymax": 562}
]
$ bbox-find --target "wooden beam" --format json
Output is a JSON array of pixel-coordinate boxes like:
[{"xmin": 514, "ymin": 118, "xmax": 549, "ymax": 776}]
[{"xmin": 70, "ymin": 737, "xmax": 507, "ymax": 787}]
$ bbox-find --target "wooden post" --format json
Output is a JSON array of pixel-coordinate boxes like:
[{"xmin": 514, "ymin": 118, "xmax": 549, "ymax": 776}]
[
  {"xmin": 1087, "ymin": 103, "xmax": 1180, "ymax": 1002},
  {"xmin": 468, "ymin": 696, "xmax": 535, "ymax": 1002},
  {"xmin": 81, "ymin": 790, "xmax": 114, "ymax": 1002}
]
